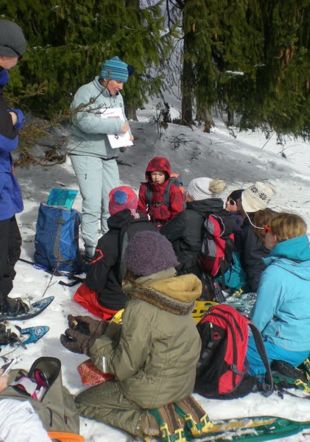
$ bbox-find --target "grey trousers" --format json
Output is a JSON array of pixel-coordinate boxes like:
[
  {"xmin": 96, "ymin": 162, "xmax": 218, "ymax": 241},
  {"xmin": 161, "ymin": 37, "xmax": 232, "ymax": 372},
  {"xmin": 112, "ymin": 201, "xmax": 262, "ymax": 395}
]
[{"xmin": 70, "ymin": 155, "xmax": 119, "ymax": 257}]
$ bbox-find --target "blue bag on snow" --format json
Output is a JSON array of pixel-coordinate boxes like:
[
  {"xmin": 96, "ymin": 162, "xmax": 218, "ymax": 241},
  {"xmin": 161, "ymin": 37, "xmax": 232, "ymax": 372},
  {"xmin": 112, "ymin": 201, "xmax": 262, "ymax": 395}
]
[{"xmin": 34, "ymin": 203, "xmax": 82, "ymax": 274}]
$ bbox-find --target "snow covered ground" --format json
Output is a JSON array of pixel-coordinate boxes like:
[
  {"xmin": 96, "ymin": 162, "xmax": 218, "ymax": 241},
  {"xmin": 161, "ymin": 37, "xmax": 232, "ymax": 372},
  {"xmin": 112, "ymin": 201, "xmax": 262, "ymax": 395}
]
[{"xmin": 8, "ymin": 109, "xmax": 310, "ymax": 441}]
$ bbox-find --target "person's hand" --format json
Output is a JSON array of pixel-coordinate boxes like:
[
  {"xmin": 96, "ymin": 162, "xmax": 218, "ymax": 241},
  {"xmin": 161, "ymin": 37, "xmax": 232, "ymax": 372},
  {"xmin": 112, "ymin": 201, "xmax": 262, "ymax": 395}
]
[
  {"xmin": 9, "ymin": 108, "xmax": 25, "ymax": 129},
  {"xmin": 9, "ymin": 112, "xmax": 17, "ymax": 125},
  {"xmin": 120, "ymin": 122, "xmax": 129, "ymax": 133},
  {"xmin": 67, "ymin": 315, "xmax": 107, "ymax": 338},
  {"xmin": 0, "ymin": 374, "xmax": 9, "ymax": 393},
  {"xmin": 60, "ymin": 328, "xmax": 96, "ymax": 355}
]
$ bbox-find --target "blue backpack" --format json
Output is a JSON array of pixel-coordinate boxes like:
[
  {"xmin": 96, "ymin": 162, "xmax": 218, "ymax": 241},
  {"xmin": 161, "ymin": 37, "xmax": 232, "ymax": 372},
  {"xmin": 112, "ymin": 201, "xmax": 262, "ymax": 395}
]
[
  {"xmin": 221, "ymin": 251, "xmax": 247, "ymax": 290},
  {"xmin": 34, "ymin": 203, "xmax": 82, "ymax": 275}
]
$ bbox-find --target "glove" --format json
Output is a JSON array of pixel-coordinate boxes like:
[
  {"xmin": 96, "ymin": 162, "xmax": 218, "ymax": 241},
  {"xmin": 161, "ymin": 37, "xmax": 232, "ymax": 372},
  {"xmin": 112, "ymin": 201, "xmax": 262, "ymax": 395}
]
[
  {"xmin": 60, "ymin": 328, "xmax": 96, "ymax": 355},
  {"xmin": 67, "ymin": 315, "xmax": 108, "ymax": 338},
  {"xmin": 9, "ymin": 108, "xmax": 25, "ymax": 129}
]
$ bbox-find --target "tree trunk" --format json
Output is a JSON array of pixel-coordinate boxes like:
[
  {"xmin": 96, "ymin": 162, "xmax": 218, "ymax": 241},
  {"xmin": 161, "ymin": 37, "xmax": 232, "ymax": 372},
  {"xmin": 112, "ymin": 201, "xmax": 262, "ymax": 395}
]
[
  {"xmin": 181, "ymin": 14, "xmax": 194, "ymax": 125},
  {"xmin": 125, "ymin": 105, "xmax": 138, "ymax": 120}
]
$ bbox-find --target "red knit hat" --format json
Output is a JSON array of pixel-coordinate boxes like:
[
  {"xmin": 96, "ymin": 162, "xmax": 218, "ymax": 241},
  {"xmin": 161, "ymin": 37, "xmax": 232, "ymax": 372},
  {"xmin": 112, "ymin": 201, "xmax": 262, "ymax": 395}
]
[{"xmin": 109, "ymin": 186, "xmax": 138, "ymax": 216}]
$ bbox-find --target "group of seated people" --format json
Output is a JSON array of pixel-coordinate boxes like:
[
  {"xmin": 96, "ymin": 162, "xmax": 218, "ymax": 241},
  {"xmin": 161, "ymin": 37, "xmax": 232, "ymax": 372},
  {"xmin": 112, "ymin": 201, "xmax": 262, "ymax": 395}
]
[
  {"xmin": 57, "ymin": 155, "xmax": 310, "ymax": 438},
  {"xmin": 1, "ymin": 155, "xmax": 309, "ymax": 441}
]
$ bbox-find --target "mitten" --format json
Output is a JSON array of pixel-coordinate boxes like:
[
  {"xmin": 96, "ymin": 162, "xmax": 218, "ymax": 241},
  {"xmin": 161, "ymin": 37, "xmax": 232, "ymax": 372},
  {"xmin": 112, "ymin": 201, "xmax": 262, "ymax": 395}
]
[
  {"xmin": 67, "ymin": 314, "xmax": 108, "ymax": 338},
  {"xmin": 9, "ymin": 108, "xmax": 25, "ymax": 129},
  {"xmin": 60, "ymin": 328, "xmax": 96, "ymax": 355}
]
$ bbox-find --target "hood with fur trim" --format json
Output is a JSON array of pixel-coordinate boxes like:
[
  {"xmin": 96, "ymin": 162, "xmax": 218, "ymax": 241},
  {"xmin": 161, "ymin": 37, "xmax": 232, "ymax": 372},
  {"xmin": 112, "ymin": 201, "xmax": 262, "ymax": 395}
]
[{"xmin": 124, "ymin": 273, "xmax": 202, "ymax": 315}]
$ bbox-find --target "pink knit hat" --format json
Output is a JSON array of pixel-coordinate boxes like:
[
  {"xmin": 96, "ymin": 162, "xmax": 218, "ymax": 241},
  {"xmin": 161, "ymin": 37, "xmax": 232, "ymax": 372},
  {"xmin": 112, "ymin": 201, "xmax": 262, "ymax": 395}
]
[{"xmin": 109, "ymin": 186, "xmax": 138, "ymax": 216}]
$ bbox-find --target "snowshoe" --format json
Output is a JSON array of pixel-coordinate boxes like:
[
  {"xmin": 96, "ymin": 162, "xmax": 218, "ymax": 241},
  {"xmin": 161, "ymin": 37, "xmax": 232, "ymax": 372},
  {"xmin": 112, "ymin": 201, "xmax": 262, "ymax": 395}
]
[{"xmin": 0, "ymin": 296, "xmax": 54, "ymax": 321}]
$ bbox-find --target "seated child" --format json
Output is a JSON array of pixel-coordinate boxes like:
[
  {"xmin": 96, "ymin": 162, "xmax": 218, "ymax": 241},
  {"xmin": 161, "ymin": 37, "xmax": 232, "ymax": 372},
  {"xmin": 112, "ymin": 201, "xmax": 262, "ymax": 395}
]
[
  {"xmin": 247, "ymin": 213, "xmax": 310, "ymax": 376},
  {"xmin": 161, "ymin": 176, "xmax": 227, "ymax": 277},
  {"xmin": 137, "ymin": 156, "xmax": 184, "ymax": 227},
  {"xmin": 238, "ymin": 182, "xmax": 275, "ymax": 291},
  {"xmin": 73, "ymin": 186, "xmax": 155, "ymax": 319},
  {"xmin": 61, "ymin": 231, "xmax": 201, "ymax": 439},
  {"xmin": 225, "ymin": 189, "xmax": 244, "ymax": 230}
]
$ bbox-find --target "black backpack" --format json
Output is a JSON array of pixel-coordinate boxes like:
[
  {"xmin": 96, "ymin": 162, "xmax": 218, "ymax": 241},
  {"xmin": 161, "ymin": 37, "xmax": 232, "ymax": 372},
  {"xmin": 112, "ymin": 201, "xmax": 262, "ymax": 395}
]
[{"xmin": 195, "ymin": 304, "xmax": 273, "ymax": 399}]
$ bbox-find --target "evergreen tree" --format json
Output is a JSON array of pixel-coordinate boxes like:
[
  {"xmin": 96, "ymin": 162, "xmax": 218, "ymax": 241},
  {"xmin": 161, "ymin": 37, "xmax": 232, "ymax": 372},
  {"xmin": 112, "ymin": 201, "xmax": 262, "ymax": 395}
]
[
  {"xmin": 167, "ymin": 0, "xmax": 310, "ymax": 137},
  {"xmin": 0, "ymin": 0, "xmax": 172, "ymax": 118},
  {"xmin": 235, "ymin": 0, "xmax": 310, "ymax": 137}
]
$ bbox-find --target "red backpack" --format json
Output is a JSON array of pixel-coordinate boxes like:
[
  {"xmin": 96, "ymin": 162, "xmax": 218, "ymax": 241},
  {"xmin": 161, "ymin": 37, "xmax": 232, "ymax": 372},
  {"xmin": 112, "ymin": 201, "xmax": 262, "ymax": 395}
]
[
  {"xmin": 195, "ymin": 304, "xmax": 273, "ymax": 398},
  {"xmin": 199, "ymin": 213, "xmax": 235, "ymax": 278}
]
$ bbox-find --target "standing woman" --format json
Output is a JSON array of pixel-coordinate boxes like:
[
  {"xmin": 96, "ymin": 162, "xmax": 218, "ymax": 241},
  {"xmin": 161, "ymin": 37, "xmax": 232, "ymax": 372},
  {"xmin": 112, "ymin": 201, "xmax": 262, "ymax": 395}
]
[
  {"xmin": 247, "ymin": 213, "xmax": 310, "ymax": 375},
  {"xmin": 69, "ymin": 56, "xmax": 131, "ymax": 259}
]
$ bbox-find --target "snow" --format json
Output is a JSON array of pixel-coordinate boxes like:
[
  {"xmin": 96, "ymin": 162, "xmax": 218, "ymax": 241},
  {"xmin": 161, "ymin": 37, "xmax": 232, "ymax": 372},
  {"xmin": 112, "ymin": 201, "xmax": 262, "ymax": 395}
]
[{"xmin": 7, "ymin": 110, "xmax": 310, "ymax": 441}]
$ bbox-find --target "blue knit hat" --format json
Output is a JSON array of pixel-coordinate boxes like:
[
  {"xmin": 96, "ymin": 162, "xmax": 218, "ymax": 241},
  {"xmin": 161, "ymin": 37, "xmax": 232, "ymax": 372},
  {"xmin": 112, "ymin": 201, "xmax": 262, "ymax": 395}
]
[
  {"xmin": 99, "ymin": 56, "xmax": 129, "ymax": 82},
  {"xmin": 125, "ymin": 231, "xmax": 179, "ymax": 276}
]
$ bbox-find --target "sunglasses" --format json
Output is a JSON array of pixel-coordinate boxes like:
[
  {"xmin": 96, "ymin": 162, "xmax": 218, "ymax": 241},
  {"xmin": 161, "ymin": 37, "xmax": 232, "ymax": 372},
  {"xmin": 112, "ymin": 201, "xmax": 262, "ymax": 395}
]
[{"xmin": 227, "ymin": 198, "xmax": 236, "ymax": 206}]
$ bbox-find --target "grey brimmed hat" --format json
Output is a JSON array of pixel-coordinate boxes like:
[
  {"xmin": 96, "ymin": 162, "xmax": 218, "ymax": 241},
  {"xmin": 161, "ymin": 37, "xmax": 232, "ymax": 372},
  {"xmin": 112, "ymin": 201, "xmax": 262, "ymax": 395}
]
[{"xmin": 0, "ymin": 20, "xmax": 27, "ymax": 57}]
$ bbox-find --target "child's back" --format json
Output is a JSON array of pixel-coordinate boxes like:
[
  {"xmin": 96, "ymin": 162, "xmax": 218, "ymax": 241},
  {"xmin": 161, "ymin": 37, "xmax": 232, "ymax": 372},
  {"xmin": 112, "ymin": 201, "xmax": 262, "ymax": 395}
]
[{"xmin": 138, "ymin": 156, "xmax": 184, "ymax": 227}]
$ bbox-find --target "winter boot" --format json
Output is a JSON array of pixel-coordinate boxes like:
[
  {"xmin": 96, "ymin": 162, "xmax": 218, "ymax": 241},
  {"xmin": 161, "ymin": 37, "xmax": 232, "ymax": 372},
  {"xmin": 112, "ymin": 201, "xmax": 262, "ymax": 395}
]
[{"xmin": 0, "ymin": 297, "xmax": 30, "ymax": 315}]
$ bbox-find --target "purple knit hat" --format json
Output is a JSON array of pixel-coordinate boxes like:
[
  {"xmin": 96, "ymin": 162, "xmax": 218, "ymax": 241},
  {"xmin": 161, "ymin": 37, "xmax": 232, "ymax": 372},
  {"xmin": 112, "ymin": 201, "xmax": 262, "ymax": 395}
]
[{"xmin": 125, "ymin": 231, "xmax": 179, "ymax": 276}]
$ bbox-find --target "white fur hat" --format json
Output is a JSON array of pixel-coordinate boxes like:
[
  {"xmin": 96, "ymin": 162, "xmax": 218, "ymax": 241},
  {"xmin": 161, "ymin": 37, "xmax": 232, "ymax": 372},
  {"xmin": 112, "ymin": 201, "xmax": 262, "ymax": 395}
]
[
  {"xmin": 241, "ymin": 182, "xmax": 275, "ymax": 213},
  {"xmin": 187, "ymin": 177, "xmax": 226, "ymax": 201}
]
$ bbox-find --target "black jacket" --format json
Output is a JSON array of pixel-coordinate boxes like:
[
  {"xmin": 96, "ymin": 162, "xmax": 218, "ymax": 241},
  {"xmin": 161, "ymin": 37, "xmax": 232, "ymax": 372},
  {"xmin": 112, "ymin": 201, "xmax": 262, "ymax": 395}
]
[
  {"xmin": 161, "ymin": 198, "xmax": 226, "ymax": 276},
  {"xmin": 86, "ymin": 210, "xmax": 156, "ymax": 310},
  {"xmin": 240, "ymin": 219, "xmax": 269, "ymax": 292}
]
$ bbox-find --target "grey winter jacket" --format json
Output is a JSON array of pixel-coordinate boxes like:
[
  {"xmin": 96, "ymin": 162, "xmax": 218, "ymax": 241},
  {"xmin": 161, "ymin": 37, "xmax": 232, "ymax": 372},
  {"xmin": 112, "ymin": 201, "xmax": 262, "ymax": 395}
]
[{"xmin": 68, "ymin": 76, "xmax": 127, "ymax": 158}]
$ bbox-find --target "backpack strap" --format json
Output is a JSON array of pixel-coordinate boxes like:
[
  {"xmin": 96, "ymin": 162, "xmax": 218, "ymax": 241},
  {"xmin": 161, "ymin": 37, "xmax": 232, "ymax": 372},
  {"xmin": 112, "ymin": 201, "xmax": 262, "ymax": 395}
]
[
  {"xmin": 248, "ymin": 322, "xmax": 274, "ymax": 396},
  {"xmin": 163, "ymin": 180, "xmax": 172, "ymax": 207},
  {"xmin": 145, "ymin": 181, "xmax": 172, "ymax": 207},
  {"xmin": 145, "ymin": 183, "xmax": 153, "ymax": 207},
  {"xmin": 118, "ymin": 225, "xmax": 130, "ymax": 283}
]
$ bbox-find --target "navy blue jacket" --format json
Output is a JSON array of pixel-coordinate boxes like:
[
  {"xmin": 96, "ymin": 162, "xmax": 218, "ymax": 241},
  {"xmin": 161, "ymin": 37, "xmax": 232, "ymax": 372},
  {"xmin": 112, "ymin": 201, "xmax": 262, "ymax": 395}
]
[{"xmin": 0, "ymin": 69, "xmax": 23, "ymax": 221}]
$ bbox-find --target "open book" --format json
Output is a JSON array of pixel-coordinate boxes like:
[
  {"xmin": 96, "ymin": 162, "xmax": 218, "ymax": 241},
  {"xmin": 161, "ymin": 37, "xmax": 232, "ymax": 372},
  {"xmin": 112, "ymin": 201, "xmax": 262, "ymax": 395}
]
[{"xmin": 100, "ymin": 107, "xmax": 133, "ymax": 149}]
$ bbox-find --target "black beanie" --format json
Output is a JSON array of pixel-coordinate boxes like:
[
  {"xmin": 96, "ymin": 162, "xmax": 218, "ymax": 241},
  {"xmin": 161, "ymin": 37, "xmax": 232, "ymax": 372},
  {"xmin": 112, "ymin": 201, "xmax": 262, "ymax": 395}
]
[
  {"xmin": 228, "ymin": 189, "xmax": 244, "ymax": 202},
  {"xmin": 0, "ymin": 20, "xmax": 27, "ymax": 57},
  {"xmin": 125, "ymin": 231, "xmax": 179, "ymax": 277}
]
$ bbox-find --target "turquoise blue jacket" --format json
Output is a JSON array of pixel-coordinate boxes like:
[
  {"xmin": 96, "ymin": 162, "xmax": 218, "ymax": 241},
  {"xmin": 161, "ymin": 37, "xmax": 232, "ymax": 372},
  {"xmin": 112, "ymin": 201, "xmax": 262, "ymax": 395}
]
[
  {"xmin": 251, "ymin": 235, "xmax": 310, "ymax": 352},
  {"xmin": 68, "ymin": 76, "xmax": 127, "ymax": 158}
]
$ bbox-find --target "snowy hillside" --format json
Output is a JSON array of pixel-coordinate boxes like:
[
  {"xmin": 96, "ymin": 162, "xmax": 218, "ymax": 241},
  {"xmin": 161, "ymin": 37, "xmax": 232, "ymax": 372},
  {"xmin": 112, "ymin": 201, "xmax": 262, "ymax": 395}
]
[{"xmin": 10, "ymin": 111, "xmax": 310, "ymax": 441}]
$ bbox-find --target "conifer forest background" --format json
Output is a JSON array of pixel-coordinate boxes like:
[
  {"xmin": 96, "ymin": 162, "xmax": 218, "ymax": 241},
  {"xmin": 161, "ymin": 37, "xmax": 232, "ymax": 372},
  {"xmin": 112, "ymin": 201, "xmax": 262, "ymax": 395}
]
[{"xmin": 1, "ymin": 0, "xmax": 310, "ymax": 140}]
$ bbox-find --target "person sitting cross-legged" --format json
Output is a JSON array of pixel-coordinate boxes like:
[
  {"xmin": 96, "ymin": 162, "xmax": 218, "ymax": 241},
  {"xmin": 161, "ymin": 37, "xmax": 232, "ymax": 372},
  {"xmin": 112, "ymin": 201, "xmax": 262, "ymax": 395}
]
[
  {"xmin": 161, "ymin": 177, "xmax": 227, "ymax": 277},
  {"xmin": 247, "ymin": 213, "xmax": 310, "ymax": 376},
  {"xmin": 73, "ymin": 185, "xmax": 155, "ymax": 319},
  {"xmin": 61, "ymin": 231, "xmax": 201, "ymax": 439}
]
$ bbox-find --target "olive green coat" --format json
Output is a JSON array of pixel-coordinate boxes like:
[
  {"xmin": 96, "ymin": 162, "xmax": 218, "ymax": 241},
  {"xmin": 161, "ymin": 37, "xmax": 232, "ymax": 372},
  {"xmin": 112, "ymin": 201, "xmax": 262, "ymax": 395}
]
[{"xmin": 76, "ymin": 270, "xmax": 202, "ymax": 435}]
